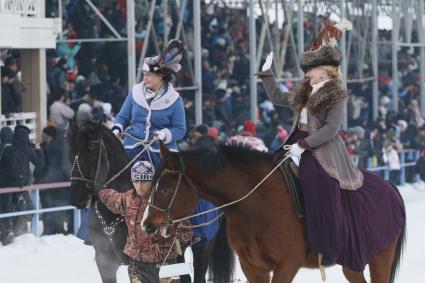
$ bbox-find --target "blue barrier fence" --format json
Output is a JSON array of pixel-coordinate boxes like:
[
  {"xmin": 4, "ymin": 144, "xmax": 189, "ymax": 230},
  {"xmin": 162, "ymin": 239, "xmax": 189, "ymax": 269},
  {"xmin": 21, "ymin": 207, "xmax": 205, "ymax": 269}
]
[
  {"xmin": 0, "ymin": 182, "xmax": 80, "ymax": 237},
  {"xmin": 363, "ymin": 149, "xmax": 420, "ymax": 185},
  {"xmin": 0, "ymin": 149, "xmax": 421, "ymax": 238}
]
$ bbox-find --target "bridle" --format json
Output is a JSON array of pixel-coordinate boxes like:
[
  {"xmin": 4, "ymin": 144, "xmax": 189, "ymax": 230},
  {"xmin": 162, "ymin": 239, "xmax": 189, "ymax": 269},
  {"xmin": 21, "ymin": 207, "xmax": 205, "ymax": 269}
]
[
  {"xmin": 147, "ymin": 155, "xmax": 200, "ymax": 226},
  {"xmin": 70, "ymin": 136, "xmax": 110, "ymax": 192},
  {"xmin": 148, "ymin": 168, "xmax": 185, "ymax": 225},
  {"xmin": 70, "ymin": 135, "xmax": 125, "ymax": 239}
]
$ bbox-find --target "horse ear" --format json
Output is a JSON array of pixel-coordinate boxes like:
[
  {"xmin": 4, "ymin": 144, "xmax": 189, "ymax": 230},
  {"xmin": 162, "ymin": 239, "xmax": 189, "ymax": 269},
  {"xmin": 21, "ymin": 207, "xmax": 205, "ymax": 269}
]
[{"xmin": 160, "ymin": 141, "xmax": 170, "ymax": 157}]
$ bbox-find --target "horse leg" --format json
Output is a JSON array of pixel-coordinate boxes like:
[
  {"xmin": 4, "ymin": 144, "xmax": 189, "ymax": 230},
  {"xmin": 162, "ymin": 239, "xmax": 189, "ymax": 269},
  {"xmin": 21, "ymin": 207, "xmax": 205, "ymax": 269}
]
[
  {"xmin": 270, "ymin": 263, "xmax": 300, "ymax": 283},
  {"xmin": 342, "ymin": 267, "xmax": 367, "ymax": 283},
  {"xmin": 192, "ymin": 240, "xmax": 213, "ymax": 283},
  {"xmin": 239, "ymin": 257, "xmax": 270, "ymax": 283},
  {"xmin": 368, "ymin": 239, "xmax": 397, "ymax": 283},
  {"xmin": 95, "ymin": 250, "xmax": 120, "ymax": 283}
]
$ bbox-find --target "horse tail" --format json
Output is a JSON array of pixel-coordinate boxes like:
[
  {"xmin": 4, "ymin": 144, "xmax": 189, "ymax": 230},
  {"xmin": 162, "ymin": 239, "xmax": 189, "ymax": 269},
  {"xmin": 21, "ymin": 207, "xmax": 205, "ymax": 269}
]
[
  {"xmin": 387, "ymin": 181, "xmax": 407, "ymax": 283},
  {"xmin": 208, "ymin": 217, "xmax": 235, "ymax": 283}
]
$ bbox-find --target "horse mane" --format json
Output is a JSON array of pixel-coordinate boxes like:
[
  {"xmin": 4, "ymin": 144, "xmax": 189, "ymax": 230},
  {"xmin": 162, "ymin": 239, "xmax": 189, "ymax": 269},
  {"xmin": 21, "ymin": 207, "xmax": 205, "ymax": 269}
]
[
  {"xmin": 69, "ymin": 120, "xmax": 128, "ymax": 165},
  {"xmin": 154, "ymin": 143, "xmax": 274, "ymax": 180}
]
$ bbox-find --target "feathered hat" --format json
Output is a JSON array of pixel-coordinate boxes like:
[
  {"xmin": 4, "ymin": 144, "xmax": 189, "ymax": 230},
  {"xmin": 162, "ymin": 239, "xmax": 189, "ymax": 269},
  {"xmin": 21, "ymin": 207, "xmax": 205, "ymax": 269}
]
[
  {"xmin": 300, "ymin": 18, "xmax": 353, "ymax": 73},
  {"xmin": 142, "ymin": 39, "xmax": 185, "ymax": 80}
]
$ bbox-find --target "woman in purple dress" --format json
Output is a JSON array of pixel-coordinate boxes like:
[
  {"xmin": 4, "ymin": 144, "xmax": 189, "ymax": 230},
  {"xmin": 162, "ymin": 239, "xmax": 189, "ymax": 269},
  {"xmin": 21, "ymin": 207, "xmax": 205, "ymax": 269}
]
[{"xmin": 256, "ymin": 21, "xmax": 405, "ymax": 273}]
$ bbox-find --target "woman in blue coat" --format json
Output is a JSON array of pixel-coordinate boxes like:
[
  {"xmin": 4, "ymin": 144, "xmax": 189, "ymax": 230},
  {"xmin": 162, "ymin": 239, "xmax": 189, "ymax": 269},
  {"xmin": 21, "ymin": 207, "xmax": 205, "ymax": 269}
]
[
  {"xmin": 77, "ymin": 40, "xmax": 187, "ymax": 246},
  {"xmin": 112, "ymin": 39, "xmax": 186, "ymax": 167}
]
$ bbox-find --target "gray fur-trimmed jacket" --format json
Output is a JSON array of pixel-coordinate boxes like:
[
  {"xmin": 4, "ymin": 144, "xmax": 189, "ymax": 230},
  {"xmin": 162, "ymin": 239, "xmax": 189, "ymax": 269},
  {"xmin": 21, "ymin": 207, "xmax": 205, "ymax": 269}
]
[{"xmin": 258, "ymin": 69, "xmax": 364, "ymax": 190}]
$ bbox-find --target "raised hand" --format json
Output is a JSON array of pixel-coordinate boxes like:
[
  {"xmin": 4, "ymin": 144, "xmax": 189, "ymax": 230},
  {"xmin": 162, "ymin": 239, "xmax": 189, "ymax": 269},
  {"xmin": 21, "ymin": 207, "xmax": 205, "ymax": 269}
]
[{"xmin": 262, "ymin": 52, "xmax": 274, "ymax": 71}]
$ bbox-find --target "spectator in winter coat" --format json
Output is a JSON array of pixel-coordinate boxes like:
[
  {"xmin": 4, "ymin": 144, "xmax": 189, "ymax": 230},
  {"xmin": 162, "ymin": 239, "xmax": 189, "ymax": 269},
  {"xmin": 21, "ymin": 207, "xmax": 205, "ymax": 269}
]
[
  {"xmin": 49, "ymin": 92, "xmax": 75, "ymax": 131},
  {"xmin": 39, "ymin": 126, "xmax": 71, "ymax": 235},
  {"xmin": 12, "ymin": 125, "xmax": 45, "ymax": 235},
  {"xmin": 1, "ymin": 67, "xmax": 15, "ymax": 116},
  {"xmin": 415, "ymin": 148, "xmax": 425, "ymax": 182},
  {"xmin": 383, "ymin": 143, "xmax": 401, "ymax": 185},
  {"xmin": 0, "ymin": 127, "xmax": 23, "ymax": 245},
  {"xmin": 10, "ymin": 71, "xmax": 24, "ymax": 113},
  {"xmin": 97, "ymin": 161, "xmax": 193, "ymax": 283},
  {"xmin": 202, "ymin": 95, "xmax": 217, "ymax": 127},
  {"xmin": 358, "ymin": 127, "xmax": 384, "ymax": 168},
  {"xmin": 214, "ymin": 89, "xmax": 232, "ymax": 129},
  {"xmin": 270, "ymin": 126, "xmax": 289, "ymax": 151}
]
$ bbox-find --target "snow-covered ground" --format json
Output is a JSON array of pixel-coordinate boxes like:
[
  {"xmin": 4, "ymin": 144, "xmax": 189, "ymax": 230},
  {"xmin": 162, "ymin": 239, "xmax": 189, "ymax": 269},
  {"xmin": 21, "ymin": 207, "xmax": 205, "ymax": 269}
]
[{"xmin": 1, "ymin": 182, "xmax": 424, "ymax": 283}]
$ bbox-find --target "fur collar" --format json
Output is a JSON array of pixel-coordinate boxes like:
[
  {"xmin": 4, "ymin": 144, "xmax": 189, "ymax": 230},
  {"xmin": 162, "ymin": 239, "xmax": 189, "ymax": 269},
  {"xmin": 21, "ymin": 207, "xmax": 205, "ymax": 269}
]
[
  {"xmin": 289, "ymin": 78, "xmax": 348, "ymax": 115},
  {"xmin": 132, "ymin": 82, "xmax": 180, "ymax": 110}
]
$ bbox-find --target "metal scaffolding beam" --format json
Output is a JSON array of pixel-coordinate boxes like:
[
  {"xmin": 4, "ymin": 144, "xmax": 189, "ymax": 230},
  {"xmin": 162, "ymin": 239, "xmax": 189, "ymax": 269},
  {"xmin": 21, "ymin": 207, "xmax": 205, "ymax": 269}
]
[
  {"xmin": 372, "ymin": 0, "xmax": 379, "ymax": 119},
  {"xmin": 418, "ymin": 0, "xmax": 425, "ymax": 116},
  {"xmin": 340, "ymin": 0, "xmax": 348, "ymax": 129},
  {"xmin": 84, "ymin": 0, "xmax": 122, "ymax": 39},
  {"xmin": 249, "ymin": 0, "xmax": 258, "ymax": 122},
  {"xmin": 391, "ymin": 0, "xmax": 400, "ymax": 112},
  {"xmin": 194, "ymin": 0, "xmax": 203, "ymax": 124},
  {"xmin": 127, "ymin": 0, "xmax": 136, "ymax": 88},
  {"xmin": 297, "ymin": 0, "xmax": 304, "ymax": 76}
]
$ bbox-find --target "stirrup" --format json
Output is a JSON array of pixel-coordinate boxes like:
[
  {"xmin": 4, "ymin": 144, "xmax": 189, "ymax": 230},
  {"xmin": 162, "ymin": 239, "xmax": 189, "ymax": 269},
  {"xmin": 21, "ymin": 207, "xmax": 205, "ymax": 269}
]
[{"xmin": 318, "ymin": 253, "xmax": 327, "ymax": 282}]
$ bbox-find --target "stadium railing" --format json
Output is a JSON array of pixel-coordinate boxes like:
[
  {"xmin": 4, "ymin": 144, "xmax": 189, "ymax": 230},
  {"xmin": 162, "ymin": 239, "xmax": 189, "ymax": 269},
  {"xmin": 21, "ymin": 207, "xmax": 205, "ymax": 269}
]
[
  {"xmin": 0, "ymin": 182, "xmax": 80, "ymax": 237},
  {"xmin": 364, "ymin": 149, "xmax": 420, "ymax": 185}
]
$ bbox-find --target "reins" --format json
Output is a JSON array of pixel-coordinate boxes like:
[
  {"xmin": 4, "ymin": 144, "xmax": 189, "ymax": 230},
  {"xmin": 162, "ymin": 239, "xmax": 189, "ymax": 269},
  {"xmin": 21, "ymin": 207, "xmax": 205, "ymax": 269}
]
[{"xmin": 150, "ymin": 147, "xmax": 293, "ymax": 227}]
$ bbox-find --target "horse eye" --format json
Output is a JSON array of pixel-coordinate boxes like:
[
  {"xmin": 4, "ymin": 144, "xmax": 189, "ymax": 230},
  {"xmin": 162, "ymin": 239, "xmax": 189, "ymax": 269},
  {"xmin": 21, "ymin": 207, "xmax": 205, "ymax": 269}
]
[{"xmin": 158, "ymin": 185, "xmax": 168, "ymax": 194}]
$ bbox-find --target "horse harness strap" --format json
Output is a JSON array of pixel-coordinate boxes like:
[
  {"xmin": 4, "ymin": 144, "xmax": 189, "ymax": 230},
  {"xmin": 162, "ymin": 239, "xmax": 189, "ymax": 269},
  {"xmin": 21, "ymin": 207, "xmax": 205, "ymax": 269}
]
[
  {"xmin": 70, "ymin": 138, "xmax": 108, "ymax": 186},
  {"xmin": 148, "ymin": 170, "xmax": 183, "ymax": 225},
  {"xmin": 95, "ymin": 201, "xmax": 125, "ymax": 241}
]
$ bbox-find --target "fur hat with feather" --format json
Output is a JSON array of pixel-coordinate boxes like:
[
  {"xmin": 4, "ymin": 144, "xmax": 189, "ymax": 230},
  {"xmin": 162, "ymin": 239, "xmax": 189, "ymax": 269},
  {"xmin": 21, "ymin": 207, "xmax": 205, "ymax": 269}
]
[
  {"xmin": 142, "ymin": 39, "xmax": 185, "ymax": 81},
  {"xmin": 300, "ymin": 18, "xmax": 352, "ymax": 73}
]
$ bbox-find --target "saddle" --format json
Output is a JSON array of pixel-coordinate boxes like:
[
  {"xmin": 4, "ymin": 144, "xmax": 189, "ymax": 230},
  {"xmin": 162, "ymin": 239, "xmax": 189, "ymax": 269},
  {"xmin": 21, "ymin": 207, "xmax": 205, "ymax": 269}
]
[{"xmin": 277, "ymin": 157, "xmax": 305, "ymax": 218}]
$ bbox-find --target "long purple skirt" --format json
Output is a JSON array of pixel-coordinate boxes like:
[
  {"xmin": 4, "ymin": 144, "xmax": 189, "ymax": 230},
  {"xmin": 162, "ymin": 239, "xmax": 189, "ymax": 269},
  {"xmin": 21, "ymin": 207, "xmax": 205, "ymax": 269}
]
[{"xmin": 286, "ymin": 131, "xmax": 405, "ymax": 272}]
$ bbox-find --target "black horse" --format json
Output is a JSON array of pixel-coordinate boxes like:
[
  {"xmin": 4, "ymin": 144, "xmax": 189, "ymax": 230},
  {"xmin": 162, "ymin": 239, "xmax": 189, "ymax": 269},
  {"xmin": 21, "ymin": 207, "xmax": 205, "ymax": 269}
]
[
  {"xmin": 69, "ymin": 120, "xmax": 232, "ymax": 283},
  {"xmin": 69, "ymin": 120, "xmax": 131, "ymax": 283}
]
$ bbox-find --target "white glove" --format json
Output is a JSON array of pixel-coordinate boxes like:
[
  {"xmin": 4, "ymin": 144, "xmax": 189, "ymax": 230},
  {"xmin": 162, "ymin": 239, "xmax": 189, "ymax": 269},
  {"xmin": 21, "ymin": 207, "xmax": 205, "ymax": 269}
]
[
  {"xmin": 262, "ymin": 52, "xmax": 273, "ymax": 71},
  {"xmin": 154, "ymin": 130, "xmax": 166, "ymax": 141},
  {"xmin": 288, "ymin": 143, "xmax": 305, "ymax": 166},
  {"xmin": 112, "ymin": 129, "xmax": 120, "ymax": 136}
]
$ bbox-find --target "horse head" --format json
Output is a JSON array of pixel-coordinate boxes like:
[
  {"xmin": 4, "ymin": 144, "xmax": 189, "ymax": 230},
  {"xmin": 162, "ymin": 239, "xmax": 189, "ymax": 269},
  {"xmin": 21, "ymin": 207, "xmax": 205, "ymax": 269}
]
[
  {"xmin": 142, "ymin": 143, "xmax": 199, "ymax": 237},
  {"xmin": 68, "ymin": 119, "xmax": 130, "ymax": 208}
]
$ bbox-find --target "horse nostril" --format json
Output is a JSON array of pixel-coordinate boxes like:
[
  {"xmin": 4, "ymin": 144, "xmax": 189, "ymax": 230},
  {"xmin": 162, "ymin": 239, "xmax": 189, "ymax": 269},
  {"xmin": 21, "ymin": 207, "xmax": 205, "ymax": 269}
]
[{"xmin": 144, "ymin": 224, "xmax": 156, "ymax": 234}]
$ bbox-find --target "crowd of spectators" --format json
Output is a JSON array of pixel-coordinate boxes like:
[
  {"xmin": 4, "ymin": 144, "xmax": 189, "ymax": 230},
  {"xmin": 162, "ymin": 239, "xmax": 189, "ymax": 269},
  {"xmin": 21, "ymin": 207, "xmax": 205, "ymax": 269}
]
[{"xmin": 1, "ymin": 0, "xmax": 425, "ymax": 244}]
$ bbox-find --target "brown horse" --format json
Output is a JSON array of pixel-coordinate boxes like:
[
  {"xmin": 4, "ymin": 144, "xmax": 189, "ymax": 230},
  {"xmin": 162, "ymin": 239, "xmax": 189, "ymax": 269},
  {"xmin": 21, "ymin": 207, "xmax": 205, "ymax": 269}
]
[{"xmin": 142, "ymin": 143, "xmax": 406, "ymax": 283}]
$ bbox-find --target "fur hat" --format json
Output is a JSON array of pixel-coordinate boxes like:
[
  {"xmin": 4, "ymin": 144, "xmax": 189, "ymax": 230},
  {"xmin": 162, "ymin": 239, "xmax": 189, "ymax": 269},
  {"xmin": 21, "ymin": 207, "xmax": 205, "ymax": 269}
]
[
  {"xmin": 131, "ymin": 161, "xmax": 155, "ymax": 182},
  {"xmin": 300, "ymin": 18, "xmax": 352, "ymax": 72},
  {"xmin": 300, "ymin": 46, "xmax": 342, "ymax": 73},
  {"xmin": 142, "ymin": 39, "xmax": 185, "ymax": 81}
]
